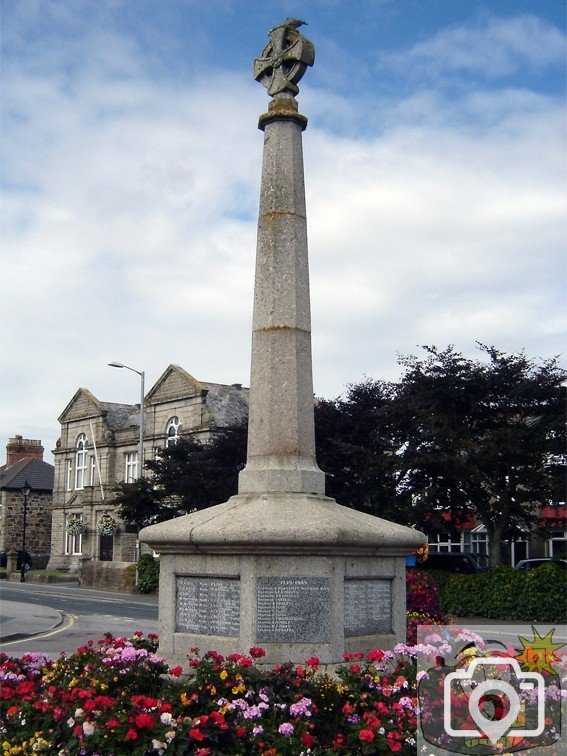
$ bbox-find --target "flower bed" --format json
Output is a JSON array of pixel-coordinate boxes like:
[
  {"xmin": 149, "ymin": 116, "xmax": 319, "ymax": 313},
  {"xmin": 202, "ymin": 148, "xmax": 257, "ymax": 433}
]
[
  {"xmin": 0, "ymin": 632, "xmax": 421, "ymax": 754},
  {"xmin": 1, "ymin": 629, "xmax": 565, "ymax": 755}
]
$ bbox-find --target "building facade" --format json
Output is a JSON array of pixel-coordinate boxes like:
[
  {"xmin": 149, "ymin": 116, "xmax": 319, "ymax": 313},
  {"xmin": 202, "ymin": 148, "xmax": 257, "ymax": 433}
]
[
  {"xmin": 47, "ymin": 365, "xmax": 249, "ymax": 571},
  {"xmin": 0, "ymin": 436, "xmax": 54, "ymax": 568}
]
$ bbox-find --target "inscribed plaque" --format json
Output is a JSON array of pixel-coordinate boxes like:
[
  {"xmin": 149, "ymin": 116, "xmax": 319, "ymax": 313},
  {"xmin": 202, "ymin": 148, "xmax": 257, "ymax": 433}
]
[
  {"xmin": 176, "ymin": 576, "xmax": 240, "ymax": 637},
  {"xmin": 344, "ymin": 579, "xmax": 391, "ymax": 637},
  {"xmin": 256, "ymin": 577, "xmax": 330, "ymax": 643}
]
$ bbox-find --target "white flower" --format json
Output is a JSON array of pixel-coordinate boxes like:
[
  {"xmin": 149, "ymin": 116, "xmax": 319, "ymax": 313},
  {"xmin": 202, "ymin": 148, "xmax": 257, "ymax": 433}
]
[
  {"xmin": 67, "ymin": 718, "xmax": 75, "ymax": 727},
  {"xmin": 165, "ymin": 730, "xmax": 176, "ymax": 741},
  {"xmin": 82, "ymin": 721, "xmax": 95, "ymax": 736},
  {"xmin": 74, "ymin": 708, "xmax": 84, "ymax": 718},
  {"xmin": 160, "ymin": 711, "xmax": 173, "ymax": 724},
  {"xmin": 152, "ymin": 739, "xmax": 166, "ymax": 754}
]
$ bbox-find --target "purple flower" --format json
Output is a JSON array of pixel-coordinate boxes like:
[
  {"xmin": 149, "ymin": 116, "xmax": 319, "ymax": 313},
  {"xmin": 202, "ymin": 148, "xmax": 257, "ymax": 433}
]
[{"xmin": 278, "ymin": 722, "xmax": 294, "ymax": 737}]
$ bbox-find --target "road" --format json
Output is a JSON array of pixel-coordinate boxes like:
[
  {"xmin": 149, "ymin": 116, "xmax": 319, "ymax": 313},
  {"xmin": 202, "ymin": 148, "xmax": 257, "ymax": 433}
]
[{"xmin": 0, "ymin": 581, "xmax": 158, "ymax": 657}]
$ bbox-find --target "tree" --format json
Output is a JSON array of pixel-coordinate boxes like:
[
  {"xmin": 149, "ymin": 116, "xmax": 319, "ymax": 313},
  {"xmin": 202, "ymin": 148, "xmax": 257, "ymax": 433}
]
[
  {"xmin": 388, "ymin": 344, "xmax": 566, "ymax": 566},
  {"xmin": 111, "ymin": 423, "xmax": 248, "ymax": 528},
  {"xmin": 315, "ymin": 379, "xmax": 406, "ymax": 520}
]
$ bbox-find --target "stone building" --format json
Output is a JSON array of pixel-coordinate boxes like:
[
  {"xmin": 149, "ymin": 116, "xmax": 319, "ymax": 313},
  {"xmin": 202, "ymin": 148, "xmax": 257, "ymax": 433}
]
[
  {"xmin": 47, "ymin": 365, "xmax": 248, "ymax": 572},
  {"xmin": 0, "ymin": 436, "xmax": 54, "ymax": 568}
]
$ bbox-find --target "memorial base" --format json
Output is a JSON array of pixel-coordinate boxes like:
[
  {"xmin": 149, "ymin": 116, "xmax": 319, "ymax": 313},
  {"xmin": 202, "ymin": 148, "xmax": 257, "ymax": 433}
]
[{"xmin": 140, "ymin": 493, "xmax": 425, "ymax": 667}]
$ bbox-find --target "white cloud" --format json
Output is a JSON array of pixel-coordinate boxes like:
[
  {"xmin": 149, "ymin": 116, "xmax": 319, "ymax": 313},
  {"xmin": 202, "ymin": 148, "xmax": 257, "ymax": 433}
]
[
  {"xmin": 381, "ymin": 15, "xmax": 565, "ymax": 80},
  {"xmin": 1, "ymin": 4, "xmax": 565, "ymax": 462}
]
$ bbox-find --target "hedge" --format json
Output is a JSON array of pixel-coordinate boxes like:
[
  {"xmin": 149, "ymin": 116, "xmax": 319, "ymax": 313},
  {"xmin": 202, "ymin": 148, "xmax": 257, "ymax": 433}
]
[{"xmin": 436, "ymin": 563, "xmax": 567, "ymax": 623}]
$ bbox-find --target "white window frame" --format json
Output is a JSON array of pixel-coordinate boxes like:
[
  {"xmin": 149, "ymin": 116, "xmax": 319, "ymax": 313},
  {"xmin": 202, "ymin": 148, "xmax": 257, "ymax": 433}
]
[
  {"xmin": 125, "ymin": 451, "xmax": 139, "ymax": 483},
  {"xmin": 65, "ymin": 513, "xmax": 83, "ymax": 555},
  {"xmin": 75, "ymin": 434, "xmax": 88, "ymax": 490},
  {"xmin": 89, "ymin": 455, "xmax": 96, "ymax": 487},
  {"xmin": 166, "ymin": 416, "xmax": 182, "ymax": 447},
  {"xmin": 66, "ymin": 459, "xmax": 73, "ymax": 491}
]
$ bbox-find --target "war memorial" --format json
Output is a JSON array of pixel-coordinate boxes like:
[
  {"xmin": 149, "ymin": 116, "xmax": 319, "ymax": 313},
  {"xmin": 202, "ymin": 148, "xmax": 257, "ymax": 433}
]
[{"xmin": 139, "ymin": 19, "xmax": 424, "ymax": 668}]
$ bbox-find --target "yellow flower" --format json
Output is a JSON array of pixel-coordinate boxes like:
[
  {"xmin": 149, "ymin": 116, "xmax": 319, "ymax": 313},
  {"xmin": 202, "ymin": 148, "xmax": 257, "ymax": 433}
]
[
  {"xmin": 209, "ymin": 686, "xmax": 216, "ymax": 695},
  {"xmin": 180, "ymin": 692, "xmax": 191, "ymax": 706},
  {"xmin": 232, "ymin": 683, "xmax": 245, "ymax": 694},
  {"xmin": 219, "ymin": 670, "xmax": 228, "ymax": 680}
]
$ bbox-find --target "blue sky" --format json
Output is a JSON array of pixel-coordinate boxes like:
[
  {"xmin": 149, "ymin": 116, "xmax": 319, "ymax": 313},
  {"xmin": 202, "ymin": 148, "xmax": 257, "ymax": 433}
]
[{"xmin": 1, "ymin": 0, "xmax": 566, "ymax": 464}]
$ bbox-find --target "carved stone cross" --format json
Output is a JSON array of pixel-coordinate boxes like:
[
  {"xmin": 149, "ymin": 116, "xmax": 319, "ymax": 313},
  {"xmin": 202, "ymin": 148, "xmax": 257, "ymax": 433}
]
[{"xmin": 253, "ymin": 19, "xmax": 315, "ymax": 97}]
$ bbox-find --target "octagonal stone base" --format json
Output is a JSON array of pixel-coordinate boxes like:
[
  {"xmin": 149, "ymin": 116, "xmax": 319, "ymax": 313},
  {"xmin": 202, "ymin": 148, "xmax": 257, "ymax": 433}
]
[{"xmin": 139, "ymin": 493, "xmax": 425, "ymax": 667}]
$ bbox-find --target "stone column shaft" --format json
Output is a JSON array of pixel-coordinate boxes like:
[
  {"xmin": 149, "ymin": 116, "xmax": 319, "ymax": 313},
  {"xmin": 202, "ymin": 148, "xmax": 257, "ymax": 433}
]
[{"xmin": 239, "ymin": 103, "xmax": 325, "ymax": 495}]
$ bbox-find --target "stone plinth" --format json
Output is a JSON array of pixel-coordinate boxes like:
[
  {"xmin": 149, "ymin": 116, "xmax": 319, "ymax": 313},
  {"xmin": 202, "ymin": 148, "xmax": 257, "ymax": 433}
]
[{"xmin": 139, "ymin": 493, "xmax": 424, "ymax": 666}]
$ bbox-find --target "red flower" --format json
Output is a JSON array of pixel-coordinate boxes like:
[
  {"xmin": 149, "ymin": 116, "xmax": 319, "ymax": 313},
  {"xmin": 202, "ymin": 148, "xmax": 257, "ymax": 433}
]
[
  {"xmin": 106, "ymin": 718, "xmax": 119, "ymax": 728},
  {"xmin": 305, "ymin": 656, "xmax": 320, "ymax": 670},
  {"xmin": 170, "ymin": 665, "xmax": 183, "ymax": 677},
  {"xmin": 367, "ymin": 649, "xmax": 384, "ymax": 662},
  {"xmin": 301, "ymin": 733, "xmax": 316, "ymax": 748},
  {"xmin": 236, "ymin": 727, "xmax": 246, "ymax": 738},
  {"xmin": 135, "ymin": 712, "xmax": 155, "ymax": 729},
  {"xmin": 189, "ymin": 727, "xmax": 206, "ymax": 742},
  {"xmin": 359, "ymin": 728, "xmax": 375, "ymax": 742},
  {"xmin": 125, "ymin": 728, "xmax": 138, "ymax": 741},
  {"xmin": 350, "ymin": 663, "xmax": 361, "ymax": 674},
  {"xmin": 249, "ymin": 646, "xmax": 266, "ymax": 658},
  {"xmin": 238, "ymin": 656, "xmax": 252, "ymax": 668}
]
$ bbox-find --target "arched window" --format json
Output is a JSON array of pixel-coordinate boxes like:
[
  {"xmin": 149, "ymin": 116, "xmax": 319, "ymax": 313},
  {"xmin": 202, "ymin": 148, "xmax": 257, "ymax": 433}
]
[
  {"xmin": 166, "ymin": 417, "xmax": 182, "ymax": 447},
  {"xmin": 75, "ymin": 434, "xmax": 88, "ymax": 490}
]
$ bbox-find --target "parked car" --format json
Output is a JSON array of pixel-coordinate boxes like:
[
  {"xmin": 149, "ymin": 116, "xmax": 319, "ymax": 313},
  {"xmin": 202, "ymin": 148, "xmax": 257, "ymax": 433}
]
[
  {"xmin": 0, "ymin": 550, "xmax": 33, "ymax": 571},
  {"xmin": 514, "ymin": 558, "xmax": 567, "ymax": 570},
  {"xmin": 416, "ymin": 551, "xmax": 487, "ymax": 573}
]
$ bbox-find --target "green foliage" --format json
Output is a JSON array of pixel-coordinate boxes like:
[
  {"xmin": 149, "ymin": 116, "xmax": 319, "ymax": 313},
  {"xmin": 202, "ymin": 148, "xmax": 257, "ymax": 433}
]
[
  {"xmin": 136, "ymin": 554, "xmax": 159, "ymax": 594},
  {"xmin": 112, "ymin": 476, "xmax": 167, "ymax": 529},
  {"xmin": 437, "ymin": 564, "xmax": 567, "ymax": 623},
  {"xmin": 145, "ymin": 422, "xmax": 248, "ymax": 512}
]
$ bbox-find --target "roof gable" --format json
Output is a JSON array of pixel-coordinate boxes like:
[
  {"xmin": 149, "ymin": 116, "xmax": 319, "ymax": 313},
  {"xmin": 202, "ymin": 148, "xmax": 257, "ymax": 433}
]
[
  {"xmin": 58, "ymin": 389, "xmax": 104, "ymax": 424},
  {"xmin": 145, "ymin": 364, "xmax": 205, "ymax": 406}
]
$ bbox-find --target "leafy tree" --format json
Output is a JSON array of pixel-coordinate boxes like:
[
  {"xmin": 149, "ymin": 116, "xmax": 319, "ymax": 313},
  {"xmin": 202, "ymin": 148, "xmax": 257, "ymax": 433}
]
[
  {"xmin": 112, "ymin": 476, "xmax": 168, "ymax": 529},
  {"xmin": 112, "ymin": 423, "xmax": 248, "ymax": 528},
  {"xmin": 388, "ymin": 344, "xmax": 566, "ymax": 566},
  {"xmin": 315, "ymin": 379, "xmax": 405, "ymax": 519}
]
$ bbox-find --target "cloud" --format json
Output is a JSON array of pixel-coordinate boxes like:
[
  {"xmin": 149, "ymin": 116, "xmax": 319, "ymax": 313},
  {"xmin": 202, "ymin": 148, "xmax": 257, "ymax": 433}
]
[
  {"xmin": 380, "ymin": 14, "xmax": 565, "ymax": 81},
  {"xmin": 1, "ymin": 3, "xmax": 565, "ymax": 463}
]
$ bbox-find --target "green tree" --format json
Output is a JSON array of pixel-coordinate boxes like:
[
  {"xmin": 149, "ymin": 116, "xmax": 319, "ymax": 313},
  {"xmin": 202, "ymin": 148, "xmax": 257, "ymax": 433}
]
[
  {"xmin": 112, "ymin": 476, "xmax": 168, "ymax": 529},
  {"xmin": 388, "ymin": 344, "xmax": 566, "ymax": 566}
]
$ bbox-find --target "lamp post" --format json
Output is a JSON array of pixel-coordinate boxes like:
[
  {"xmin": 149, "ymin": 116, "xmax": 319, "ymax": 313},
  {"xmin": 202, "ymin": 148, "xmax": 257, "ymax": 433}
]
[
  {"xmin": 20, "ymin": 479, "xmax": 31, "ymax": 583},
  {"xmin": 108, "ymin": 362, "xmax": 145, "ymax": 479}
]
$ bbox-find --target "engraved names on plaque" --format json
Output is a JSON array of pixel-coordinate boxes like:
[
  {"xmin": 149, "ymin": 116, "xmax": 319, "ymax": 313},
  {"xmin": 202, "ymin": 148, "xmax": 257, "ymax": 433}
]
[
  {"xmin": 176, "ymin": 576, "xmax": 240, "ymax": 637},
  {"xmin": 256, "ymin": 577, "xmax": 331, "ymax": 643},
  {"xmin": 344, "ymin": 579, "xmax": 392, "ymax": 637}
]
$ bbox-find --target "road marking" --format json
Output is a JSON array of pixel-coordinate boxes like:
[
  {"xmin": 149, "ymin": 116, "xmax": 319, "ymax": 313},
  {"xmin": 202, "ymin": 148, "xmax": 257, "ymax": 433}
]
[{"xmin": 0, "ymin": 612, "xmax": 78, "ymax": 646}]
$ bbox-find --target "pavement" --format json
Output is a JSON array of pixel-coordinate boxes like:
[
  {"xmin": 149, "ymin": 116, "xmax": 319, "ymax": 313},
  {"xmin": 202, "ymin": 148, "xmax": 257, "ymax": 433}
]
[{"xmin": 0, "ymin": 599, "xmax": 63, "ymax": 643}]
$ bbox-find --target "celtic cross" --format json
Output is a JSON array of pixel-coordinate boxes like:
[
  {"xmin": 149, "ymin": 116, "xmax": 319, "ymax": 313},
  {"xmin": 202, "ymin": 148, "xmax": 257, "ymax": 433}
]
[{"xmin": 253, "ymin": 19, "xmax": 315, "ymax": 98}]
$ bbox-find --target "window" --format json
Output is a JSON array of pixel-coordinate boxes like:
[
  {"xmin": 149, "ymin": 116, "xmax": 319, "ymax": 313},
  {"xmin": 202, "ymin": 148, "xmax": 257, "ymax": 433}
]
[
  {"xmin": 66, "ymin": 459, "xmax": 73, "ymax": 491},
  {"xmin": 166, "ymin": 417, "xmax": 182, "ymax": 447},
  {"xmin": 75, "ymin": 434, "xmax": 88, "ymax": 490},
  {"xmin": 125, "ymin": 452, "xmax": 139, "ymax": 483},
  {"xmin": 90, "ymin": 455, "xmax": 96, "ymax": 486},
  {"xmin": 65, "ymin": 514, "xmax": 83, "ymax": 555}
]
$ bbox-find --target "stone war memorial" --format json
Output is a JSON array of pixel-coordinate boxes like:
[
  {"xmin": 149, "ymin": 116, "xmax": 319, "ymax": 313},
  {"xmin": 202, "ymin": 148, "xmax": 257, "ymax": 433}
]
[{"xmin": 139, "ymin": 20, "xmax": 424, "ymax": 667}]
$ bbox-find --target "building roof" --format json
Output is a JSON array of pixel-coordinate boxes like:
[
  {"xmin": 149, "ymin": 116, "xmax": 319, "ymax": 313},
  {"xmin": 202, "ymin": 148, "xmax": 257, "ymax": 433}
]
[
  {"xmin": 0, "ymin": 458, "xmax": 54, "ymax": 492},
  {"xmin": 99, "ymin": 402, "xmax": 139, "ymax": 430}
]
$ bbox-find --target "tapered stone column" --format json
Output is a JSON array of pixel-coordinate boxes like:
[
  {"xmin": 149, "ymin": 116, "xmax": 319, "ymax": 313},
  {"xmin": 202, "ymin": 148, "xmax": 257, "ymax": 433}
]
[
  {"xmin": 238, "ymin": 94, "xmax": 324, "ymax": 496},
  {"xmin": 140, "ymin": 20, "xmax": 425, "ymax": 668}
]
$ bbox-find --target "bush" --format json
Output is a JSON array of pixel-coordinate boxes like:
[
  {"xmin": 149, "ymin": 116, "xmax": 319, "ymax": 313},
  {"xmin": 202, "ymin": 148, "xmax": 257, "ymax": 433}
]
[
  {"xmin": 136, "ymin": 554, "xmax": 160, "ymax": 594},
  {"xmin": 438, "ymin": 564, "xmax": 567, "ymax": 623}
]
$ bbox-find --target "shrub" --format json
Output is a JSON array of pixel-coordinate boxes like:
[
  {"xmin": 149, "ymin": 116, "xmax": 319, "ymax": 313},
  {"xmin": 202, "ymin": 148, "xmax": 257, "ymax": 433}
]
[
  {"xmin": 136, "ymin": 554, "xmax": 160, "ymax": 594},
  {"xmin": 438, "ymin": 564, "xmax": 567, "ymax": 623}
]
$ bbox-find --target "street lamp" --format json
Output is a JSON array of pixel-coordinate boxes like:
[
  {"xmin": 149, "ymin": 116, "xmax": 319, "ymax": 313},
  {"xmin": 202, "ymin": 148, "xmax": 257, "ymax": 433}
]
[
  {"xmin": 108, "ymin": 362, "xmax": 145, "ymax": 479},
  {"xmin": 20, "ymin": 479, "xmax": 31, "ymax": 583}
]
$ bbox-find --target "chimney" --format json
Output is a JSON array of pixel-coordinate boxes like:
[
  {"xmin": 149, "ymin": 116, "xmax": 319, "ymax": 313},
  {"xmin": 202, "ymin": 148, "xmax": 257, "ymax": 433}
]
[{"xmin": 6, "ymin": 435, "xmax": 44, "ymax": 466}]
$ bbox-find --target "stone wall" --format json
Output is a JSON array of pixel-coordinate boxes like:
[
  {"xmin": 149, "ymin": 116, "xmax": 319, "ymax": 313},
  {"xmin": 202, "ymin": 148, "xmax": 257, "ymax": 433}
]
[
  {"xmin": 0, "ymin": 490, "xmax": 52, "ymax": 568},
  {"xmin": 80, "ymin": 560, "xmax": 136, "ymax": 592}
]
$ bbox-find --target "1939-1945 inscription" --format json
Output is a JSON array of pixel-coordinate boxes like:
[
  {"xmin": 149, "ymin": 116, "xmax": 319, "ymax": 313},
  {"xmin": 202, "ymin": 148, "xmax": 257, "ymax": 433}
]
[
  {"xmin": 257, "ymin": 577, "xmax": 331, "ymax": 643},
  {"xmin": 344, "ymin": 579, "xmax": 391, "ymax": 637},
  {"xmin": 176, "ymin": 576, "xmax": 240, "ymax": 637}
]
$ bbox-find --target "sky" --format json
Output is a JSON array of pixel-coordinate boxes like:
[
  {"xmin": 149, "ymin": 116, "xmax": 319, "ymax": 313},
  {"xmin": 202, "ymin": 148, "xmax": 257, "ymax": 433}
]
[{"xmin": 1, "ymin": 0, "xmax": 566, "ymax": 465}]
